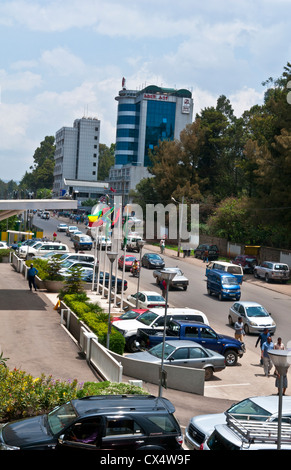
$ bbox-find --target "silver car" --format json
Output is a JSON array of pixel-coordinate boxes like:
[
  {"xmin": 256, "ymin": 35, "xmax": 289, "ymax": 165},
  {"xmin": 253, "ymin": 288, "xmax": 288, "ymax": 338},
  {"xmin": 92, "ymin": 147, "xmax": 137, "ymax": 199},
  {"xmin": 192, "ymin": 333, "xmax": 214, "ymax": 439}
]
[
  {"xmin": 184, "ymin": 395, "xmax": 291, "ymax": 450},
  {"xmin": 127, "ymin": 340, "xmax": 225, "ymax": 381},
  {"xmin": 228, "ymin": 301, "xmax": 276, "ymax": 335},
  {"xmin": 254, "ymin": 261, "xmax": 290, "ymax": 283}
]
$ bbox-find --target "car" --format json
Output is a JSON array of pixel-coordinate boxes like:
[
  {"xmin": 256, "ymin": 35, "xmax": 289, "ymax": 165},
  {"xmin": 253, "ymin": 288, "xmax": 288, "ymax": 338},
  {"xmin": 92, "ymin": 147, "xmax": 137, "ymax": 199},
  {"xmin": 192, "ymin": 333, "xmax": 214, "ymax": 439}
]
[
  {"xmin": 184, "ymin": 395, "xmax": 291, "ymax": 450},
  {"xmin": 58, "ymin": 260, "xmax": 97, "ymax": 274},
  {"xmin": 113, "ymin": 307, "xmax": 209, "ymax": 352},
  {"xmin": 228, "ymin": 301, "xmax": 276, "ymax": 335},
  {"xmin": 57, "ymin": 253, "xmax": 96, "ymax": 264},
  {"xmin": 0, "ymin": 395, "xmax": 183, "ymax": 451},
  {"xmin": 194, "ymin": 244, "xmax": 219, "ymax": 261},
  {"xmin": 27, "ymin": 242, "xmax": 70, "ymax": 259},
  {"xmin": 121, "ymin": 234, "xmax": 144, "ymax": 252},
  {"xmin": 153, "ymin": 267, "xmax": 189, "ymax": 290},
  {"xmin": 206, "ymin": 270, "xmax": 241, "ymax": 300},
  {"xmin": 118, "ymin": 255, "xmax": 137, "ymax": 271},
  {"xmin": 0, "ymin": 241, "xmax": 8, "ymax": 249},
  {"xmin": 57, "ymin": 223, "xmax": 68, "ymax": 232},
  {"xmin": 83, "ymin": 270, "xmax": 128, "ymax": 293},
  {"xmin": 232, "ymin": 255, "xmax": 258, "ymax": 273},
  {"xmin": 206, "ymin": 261, "xmax": 243, "ymax": 284},
  {"xmin": 141, "ymin": 253, "xmax": 165, "ymax": 269},
  {"xmin": 18, "ymin": 240, "xmax": 42, "ymax": 258},
  {"xmin": 96, "ymin": 236, "xmax": 112, "ymax": 250},
  {"xmin": 70, "ymin": 229, "xmax": 83, "ymax": 241},
  {"xmin": 127, "ymin": 340, "xmax": 226, "ymax": 381},
  {"xmin": 66, "ymin": 225, "xmax": 78, "ymax": 236},
  {"xmin": 127, "ymin": 291, "xmax": 166, "ymax": 308},
  {"xmin": 111, "ymin": 308, "xmax": 148, "ymax": 323},
  {"xmin": 254, "ymin": 261, "xmax": 290, "ymax": 283}
]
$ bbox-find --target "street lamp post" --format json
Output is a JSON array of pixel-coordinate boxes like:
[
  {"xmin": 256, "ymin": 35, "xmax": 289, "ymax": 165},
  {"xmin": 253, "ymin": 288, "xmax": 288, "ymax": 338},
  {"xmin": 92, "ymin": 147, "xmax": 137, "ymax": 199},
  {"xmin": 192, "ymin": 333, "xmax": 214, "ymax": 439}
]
[
  {"xmin": 158, "ymin": 270, "xmax": 176, "ymax": 397},
  {"xmin": 106, "ymin": 251, "xmax": 118, "ymax": 349},
  {"xmin": 135, "ymin": 239, "xmax": 145, "ymax": 308},
  {"xmin": 268, "ymin": 349, "xmax": 291, "ymax": 449},
  {"xmin": 171, "ymin": 196, "xmax": 184, "ymax": 257}
]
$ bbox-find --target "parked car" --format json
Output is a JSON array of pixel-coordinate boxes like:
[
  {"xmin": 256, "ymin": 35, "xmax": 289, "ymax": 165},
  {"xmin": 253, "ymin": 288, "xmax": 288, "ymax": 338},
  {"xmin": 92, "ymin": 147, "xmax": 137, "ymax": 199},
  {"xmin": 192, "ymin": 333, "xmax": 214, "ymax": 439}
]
[
  {"xmin": 58, "ymin": 260, "xmax": 97, "ymax": 274},
  {"xmin": 0, "ymin": 395, "xmax": 183, "ymax": 450},
  {"xmin": 184, "ymin": 395, "xmax": 291, "ymax": 450},
  {"xmin": 153, "ymin": 267, "xmax": 189, "ymax": 290},
  {"xmin": 127, "ymin": 340, "xmax": 226, "ymax": 381},
  {"xmin": 57, "ymin": 253, "xmax": 96, "ymax": 264},
  {"xmin": 0, "ymin": 241, "xmax": 8, "ymax": 249},
  {"xmin": 83, "ymin": 270, "xmax": 128, "ymax": 293},
  {"xmin": 111, "ymin": 308, "xmax": 148, "ymax": 323},
  {"xmin": 206, "ymin": 261, "xmax": 243, "ymax": 284},
  {"xmin": 118, "ymin": 255, "xmax": 137, "ymax": 271},
  {"xmin": 141, "ymin": 253, "xmax": 165, "ymax": 269},
  {"xmin": 228, "ymin": 301, "xmax": 276, "ymax": 335},
  {"xmin": 112, "ymin": 308, "xmax": 209, "ymax": 352},
  {"xmin": 254, "ymin": 261, "xmax": 290, "ymax": 283},
  {"xmin": 194, "ymin": 244, "xmax": 219, "ymax": 261},
  {"xmin": 232, "ymin": 255, "xmax": 258, "ymax": 273},
  {"xmin": 66, "ymin": 225, "xmax": 78, "ymax": 236},
  {"xmin": 57, "ymin": 223, "xmax": 68, "ymax": 232},
  {"xmin": 206, "ymin": 270, "xmax": 241, "ymax": 301},
  {"xmin": 127, "ymin": 291, "xmax": 166, "ymax": 308},
  {"xmin": 121, "ymin": 235, "xmax": 144, "ymax": 252},
  {"xmin": 96, "ymin": 236, "xmax": 112, "ymax": 250},
  {"xmin": 73, "ymin": 234, "xmax": 92, "ymax": 251},
  {"xmin": 19, "ymin": 241, "xmax": 69, "ymax": 259}
]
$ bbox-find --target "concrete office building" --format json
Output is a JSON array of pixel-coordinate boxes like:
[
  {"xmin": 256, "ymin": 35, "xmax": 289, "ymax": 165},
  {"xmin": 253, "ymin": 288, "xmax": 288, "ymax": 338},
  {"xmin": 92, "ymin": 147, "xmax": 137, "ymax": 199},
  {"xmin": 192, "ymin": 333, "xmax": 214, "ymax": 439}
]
[
  {"xmin": 108, "ymin": 81, "xmax": 194, "ymax": 201},
  {"xmin": 53, "ymin": 117, "xmax": 107, "ymax": 201}
]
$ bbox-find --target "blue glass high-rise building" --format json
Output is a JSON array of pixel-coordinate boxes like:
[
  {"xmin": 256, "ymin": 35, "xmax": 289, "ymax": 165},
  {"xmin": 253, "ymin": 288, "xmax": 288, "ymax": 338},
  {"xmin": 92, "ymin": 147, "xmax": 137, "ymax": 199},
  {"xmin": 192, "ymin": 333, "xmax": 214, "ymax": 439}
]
[{"xmin": 109, "ymin": 81, "xmax": 193, "ymax": 199}]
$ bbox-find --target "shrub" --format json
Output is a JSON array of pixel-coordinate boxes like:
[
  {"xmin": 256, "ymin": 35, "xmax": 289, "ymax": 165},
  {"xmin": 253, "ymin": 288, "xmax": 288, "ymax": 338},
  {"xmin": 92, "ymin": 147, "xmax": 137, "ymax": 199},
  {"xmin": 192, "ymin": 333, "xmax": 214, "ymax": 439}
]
[{"xmin": 0, "ymin": 366, "xmax": 147, "ymax": 423}]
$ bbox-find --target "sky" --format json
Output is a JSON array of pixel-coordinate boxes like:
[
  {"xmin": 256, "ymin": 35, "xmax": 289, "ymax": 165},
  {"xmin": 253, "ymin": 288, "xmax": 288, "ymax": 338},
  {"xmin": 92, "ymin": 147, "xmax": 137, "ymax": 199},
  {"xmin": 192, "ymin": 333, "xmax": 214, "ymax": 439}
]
[{"xmin": 0, "ymin": 0, "xmax": 290, "ymax": 182}]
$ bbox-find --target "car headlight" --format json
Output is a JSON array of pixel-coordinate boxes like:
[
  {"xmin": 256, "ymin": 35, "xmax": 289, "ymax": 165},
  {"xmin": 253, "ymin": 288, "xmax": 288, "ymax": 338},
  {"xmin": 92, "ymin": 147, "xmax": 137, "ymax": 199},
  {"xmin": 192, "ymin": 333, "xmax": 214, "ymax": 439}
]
[{"xmin": 249, "ymin": 321, "xmax": 258, "ymax": 326}]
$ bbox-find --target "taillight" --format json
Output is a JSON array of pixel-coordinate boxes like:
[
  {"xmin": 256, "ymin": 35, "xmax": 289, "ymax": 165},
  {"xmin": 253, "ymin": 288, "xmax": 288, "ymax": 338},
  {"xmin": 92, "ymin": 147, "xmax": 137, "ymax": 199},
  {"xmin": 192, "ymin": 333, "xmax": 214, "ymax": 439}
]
[{"xmin": 199, "ymin": 443, "xmax": 204, "ymax": 450}]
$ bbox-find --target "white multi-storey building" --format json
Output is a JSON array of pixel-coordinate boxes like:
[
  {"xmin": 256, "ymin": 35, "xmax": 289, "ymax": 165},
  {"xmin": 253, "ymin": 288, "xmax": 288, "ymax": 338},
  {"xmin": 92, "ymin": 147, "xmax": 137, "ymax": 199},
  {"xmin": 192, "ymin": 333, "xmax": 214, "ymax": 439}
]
[{"xmin": 53, "ymin": 117, "xmax": 104, "ymax": 200}]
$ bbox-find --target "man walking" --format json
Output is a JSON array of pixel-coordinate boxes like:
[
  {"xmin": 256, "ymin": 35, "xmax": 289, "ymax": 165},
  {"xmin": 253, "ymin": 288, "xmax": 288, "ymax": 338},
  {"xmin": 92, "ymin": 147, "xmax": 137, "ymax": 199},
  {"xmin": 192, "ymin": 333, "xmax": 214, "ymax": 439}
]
[
  {"xmin": 262, "ymin": 335, "xmax": 274, "ymax": 377},
  {"xmin": 27, "ymin": 263, "xmax": 38, "ymax": 291}
]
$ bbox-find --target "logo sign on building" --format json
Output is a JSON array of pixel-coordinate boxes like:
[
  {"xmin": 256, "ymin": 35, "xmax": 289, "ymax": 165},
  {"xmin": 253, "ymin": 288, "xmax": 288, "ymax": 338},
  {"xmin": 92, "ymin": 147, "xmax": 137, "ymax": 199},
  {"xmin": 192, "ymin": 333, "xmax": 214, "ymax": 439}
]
[
  {"xmin": 182, "ymin": 98, "xmax": 191, "ymax": 114},
  {"xmin": 143, "ymin": 93, "xmax": 169, "ymax": 101}
]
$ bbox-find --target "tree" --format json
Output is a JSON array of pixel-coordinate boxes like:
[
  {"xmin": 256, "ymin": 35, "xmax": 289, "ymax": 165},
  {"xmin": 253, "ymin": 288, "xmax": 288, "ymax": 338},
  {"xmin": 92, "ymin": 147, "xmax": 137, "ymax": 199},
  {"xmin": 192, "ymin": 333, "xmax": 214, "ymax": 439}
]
[{"xmin": 98, "ymin": 143, "xmax": 115, "ymax": 180}]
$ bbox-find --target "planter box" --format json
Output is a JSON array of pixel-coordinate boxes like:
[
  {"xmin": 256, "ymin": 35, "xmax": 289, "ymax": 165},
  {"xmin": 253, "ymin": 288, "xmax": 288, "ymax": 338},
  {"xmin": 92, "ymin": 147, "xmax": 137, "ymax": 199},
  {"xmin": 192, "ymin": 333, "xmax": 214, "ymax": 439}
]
[{"xmin": 43, "ymin": 280, "xmax": 64, "ymax": 293}]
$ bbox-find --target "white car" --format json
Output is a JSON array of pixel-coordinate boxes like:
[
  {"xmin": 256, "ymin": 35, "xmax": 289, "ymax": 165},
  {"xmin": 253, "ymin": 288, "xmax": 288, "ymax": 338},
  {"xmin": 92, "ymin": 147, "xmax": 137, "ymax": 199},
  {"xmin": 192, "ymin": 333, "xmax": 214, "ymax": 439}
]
[
  {"xmin": 0, "ymin": 241, "xmax": 8, "ymax": 249},
  {"xmin": 127, "ymin": 291, "xmax": 166, "ymax": 308},
  {"xmin": 66, "ymin": 226, "xmax": 78, "ymax": 236},
  {"xmin": 57, "ymin": 223, "xmax": 68, "ymax": 232},
  {"xmin": 228, "ymin": 301, "xmax": 276, "ymax": 335}
]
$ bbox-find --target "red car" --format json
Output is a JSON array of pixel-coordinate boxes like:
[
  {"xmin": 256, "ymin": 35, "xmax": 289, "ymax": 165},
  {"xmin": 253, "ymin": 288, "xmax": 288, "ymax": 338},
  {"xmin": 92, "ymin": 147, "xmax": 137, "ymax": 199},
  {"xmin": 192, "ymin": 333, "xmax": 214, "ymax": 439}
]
[
  {"xmin": 118, "ymin": 255, "xmax": 137, "ymax": 271},
  {"xmin": 111, "ymin": 308, "xmax": 148, "ymax": 323},
  {"xmin": 232, "ymin": 255, "xmax": 258, "ymax": 273}
]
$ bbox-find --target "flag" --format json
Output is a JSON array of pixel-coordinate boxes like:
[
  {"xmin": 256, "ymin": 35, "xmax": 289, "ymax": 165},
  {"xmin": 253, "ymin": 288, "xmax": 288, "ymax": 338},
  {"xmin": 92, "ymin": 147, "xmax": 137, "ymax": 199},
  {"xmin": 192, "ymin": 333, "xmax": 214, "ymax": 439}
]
[{"xmin": 110, "ymin": 187, "xmax": 116, "ymax": 192}]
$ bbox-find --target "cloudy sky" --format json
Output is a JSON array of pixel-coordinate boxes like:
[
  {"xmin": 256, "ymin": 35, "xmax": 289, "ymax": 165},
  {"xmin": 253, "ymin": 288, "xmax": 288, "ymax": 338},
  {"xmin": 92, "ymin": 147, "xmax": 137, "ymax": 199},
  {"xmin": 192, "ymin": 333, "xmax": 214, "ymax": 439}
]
[{"xmin": 0, "ymin": 0, "xmax": 290, "ymax": 182}]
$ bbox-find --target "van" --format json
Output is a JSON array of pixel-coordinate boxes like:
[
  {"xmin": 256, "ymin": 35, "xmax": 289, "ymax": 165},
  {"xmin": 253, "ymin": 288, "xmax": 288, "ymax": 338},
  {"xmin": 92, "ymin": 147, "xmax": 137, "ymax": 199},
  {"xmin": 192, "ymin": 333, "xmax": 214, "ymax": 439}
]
[
  {"xmin": 28, "ymin": 242, "xmax": 69, "ymax": 259},
  {"xmin": 206, "ymin": 261, "xmax": 243, "ymax": 283},
  {"xmin": 206, "ymin": 270, "xmax": 241, "ymax": 301},
  {"xmin": 73, "ymin": 233, "xmax": 92, "ymax": 251}
]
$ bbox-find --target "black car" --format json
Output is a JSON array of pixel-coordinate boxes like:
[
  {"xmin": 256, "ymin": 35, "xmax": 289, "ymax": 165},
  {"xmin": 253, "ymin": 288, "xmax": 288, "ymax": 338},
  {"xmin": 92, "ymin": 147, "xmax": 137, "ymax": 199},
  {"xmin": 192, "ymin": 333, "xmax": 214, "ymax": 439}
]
[
  {"xmin": 141, "ymin": 253, "xmax": 165, "ymax": 269},
  {"xmin": 194, "ymin": 244, "xmax": 219, "ymax": 261},
  {"xmin": 83, "ymin": 271, "xmax": 128, "ymax": 293},
  {"xmin": 0, "ymin": 395, "xmax": 183, "ymax": 451}
]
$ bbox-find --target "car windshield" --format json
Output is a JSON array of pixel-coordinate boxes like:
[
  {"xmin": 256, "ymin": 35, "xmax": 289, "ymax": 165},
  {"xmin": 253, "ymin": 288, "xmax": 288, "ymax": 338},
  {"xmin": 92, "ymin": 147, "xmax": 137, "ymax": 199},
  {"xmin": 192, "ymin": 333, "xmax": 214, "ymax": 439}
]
[
  {"xmin": 149, "ymin": 254, "xmax": 161, "ymax": 259},
  {"xmin": 148, "ymin": 342, "xmax": 175, "ymax": 359},
  {"xmin": 147, "ymin": 295, "xmax": 164, "ymax": 301},
  {"xmin": 60, "ymin": 260, "xmax": 74, "ymax": 268},
  {"xmin": 137, "ymin": 311, "xmax": 159, "ymax": 326},
  {"xmin": 227, "ymin": 398, "xmax": 271, "ymax": 421},
  {"xmin": 228, "ymin": 266, "xmax": 242, "ymax": 274},
  {"xmin": 121, "ymin": 310, "xmax": 141, "ymax": 319},
  {"xmin": 245, "ymin": 306, "xmax": 269, "ymax": 317},
  {"xmin": 221, "ymin": 277, "xmax": 238, "ymax": 285},
  {"xmin": 126, "ymin": 257, "xmax": 136, "ymax": 261},
  {"xmin": 47, "ymin": 402, "xmax": 78, "ymax": 435}
]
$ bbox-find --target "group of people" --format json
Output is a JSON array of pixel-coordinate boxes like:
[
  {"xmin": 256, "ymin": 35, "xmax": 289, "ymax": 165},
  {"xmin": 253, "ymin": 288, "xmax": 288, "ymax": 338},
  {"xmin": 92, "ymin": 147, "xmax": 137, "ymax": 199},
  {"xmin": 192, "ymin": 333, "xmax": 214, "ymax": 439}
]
[{"xmin": 234, "ymin": 318, "xmax": 288, "ymax": 395}]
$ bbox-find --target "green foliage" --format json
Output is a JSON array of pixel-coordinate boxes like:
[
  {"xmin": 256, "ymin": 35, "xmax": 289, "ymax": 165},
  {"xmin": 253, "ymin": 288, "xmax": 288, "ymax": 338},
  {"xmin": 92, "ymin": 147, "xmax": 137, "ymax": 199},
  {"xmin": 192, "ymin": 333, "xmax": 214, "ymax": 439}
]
[
  {"xmin": 58, "ymin": 265, "xmax": 86, "ymax": 298},
  {"xmin": 0, "ymin": 366, "xmax": 147, "ymax": 423}
]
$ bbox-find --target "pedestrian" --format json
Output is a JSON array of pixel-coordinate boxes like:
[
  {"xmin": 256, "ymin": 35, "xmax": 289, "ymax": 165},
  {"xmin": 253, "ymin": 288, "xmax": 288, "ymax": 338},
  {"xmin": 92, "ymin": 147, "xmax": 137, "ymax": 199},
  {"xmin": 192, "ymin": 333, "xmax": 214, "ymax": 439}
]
[
  {"xmin": 262, "ymin": 336, "xmax": 274, "ymax": 377},
  {"xmin": 274, "ymin": 337, "xmax": 285, "ymax": 377},
  {"xmin": 27, "ymin": 263, "xmax": 38, "ymax": 291},
  {"xmin": 160, "ymin": 279, "xmax": 167, "ymax": 298},
  {"xmin": 53, "ymin": 232, "xmax": 57, "ymax": 241},
  {"xmin": 255, "ymin": 328, "xmax": 270, "ymax": 365},
  {"xmin": 160, "ymin": 239, "xmax": 165, "ymax": 254},
  {"xmin": 203, "ymin": 249, "xmax": 209, "ymax": 263},
  {"xmin": 275, "ymin": 373, "xmax": 288, "ymax": 395},
  {"xmin": 234, "ymin": 317, "xmax": 245, "ymax": 342}
]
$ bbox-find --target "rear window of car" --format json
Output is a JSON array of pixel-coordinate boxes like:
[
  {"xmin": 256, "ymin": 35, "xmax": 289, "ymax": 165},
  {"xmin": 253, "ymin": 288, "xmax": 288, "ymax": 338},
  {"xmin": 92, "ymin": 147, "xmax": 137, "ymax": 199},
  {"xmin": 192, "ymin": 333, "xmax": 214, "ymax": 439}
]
[
  {"xmin": 146, "ymin": 414, "xmax": 179, "ymax": 433},
  {"xmin": 274, "ymin": 264, "xmax": 289, "ymax": 271}
]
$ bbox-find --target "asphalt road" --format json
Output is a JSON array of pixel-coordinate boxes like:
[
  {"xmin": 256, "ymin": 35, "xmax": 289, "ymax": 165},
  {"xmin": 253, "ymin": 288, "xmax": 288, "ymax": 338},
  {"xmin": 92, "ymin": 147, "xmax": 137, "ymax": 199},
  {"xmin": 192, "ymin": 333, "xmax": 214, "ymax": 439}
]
[{"xmin": 35, "ymin": 214, "xmax": 291, "ymax": 405}]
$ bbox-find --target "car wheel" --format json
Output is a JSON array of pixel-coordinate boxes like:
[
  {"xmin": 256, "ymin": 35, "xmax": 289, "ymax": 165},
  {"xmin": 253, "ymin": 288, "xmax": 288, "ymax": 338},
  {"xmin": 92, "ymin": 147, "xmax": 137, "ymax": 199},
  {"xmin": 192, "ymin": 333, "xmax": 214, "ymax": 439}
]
[
  {"xmin": 224, "ymin": 349, "xmax": 238, "ymax": 366},
  {"xmin": 228, "ymin": 315, "xmax": 234, "ymax": 325},
  {"xmin": 204, "ymin": 367, "xmax": 213, "ymax": 381},
  {"xmin": 126, "ymin": 336, "xmax": 138, "ymax": 353},
  {"xmin": 183, "ymin": 286, "xmax": 187, "ymax": 291},
  {"xmin": 254, "ymin": 270, "xmax": 259, "ymax": 278},
  {"xmin": 265, "ymin": 274, "xmax": 270, "ymax": 283},
  {"xmin": 207, "ymin": 287, "xmax": 212, "ymax": 296},
  {"xmin": 218, "ymin": 293, "xmax": 223, "ymax": 301},
  {"xmin": 244, "ymin": 324, "xmax": 250, "ymax": 335}
]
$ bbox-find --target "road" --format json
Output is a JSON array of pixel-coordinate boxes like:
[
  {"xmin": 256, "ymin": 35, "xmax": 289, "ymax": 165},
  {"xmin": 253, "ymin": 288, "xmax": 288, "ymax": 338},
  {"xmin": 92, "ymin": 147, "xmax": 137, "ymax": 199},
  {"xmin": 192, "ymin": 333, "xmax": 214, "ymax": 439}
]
[{"xmin": 35, "ymin": 214, "xmax": 291, "ymax": 402}]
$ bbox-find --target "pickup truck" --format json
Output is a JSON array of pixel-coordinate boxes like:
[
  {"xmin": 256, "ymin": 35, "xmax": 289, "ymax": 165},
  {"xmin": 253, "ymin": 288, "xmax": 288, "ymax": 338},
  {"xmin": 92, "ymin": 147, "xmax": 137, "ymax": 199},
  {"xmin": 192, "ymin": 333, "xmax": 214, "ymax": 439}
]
[
  {"xmin": 153, "ymin": 267, "xmax": 189, "ymax": 290},
  {"xmin": 136, "ymin": 320, "xmax": 245, "ymax": 366}
]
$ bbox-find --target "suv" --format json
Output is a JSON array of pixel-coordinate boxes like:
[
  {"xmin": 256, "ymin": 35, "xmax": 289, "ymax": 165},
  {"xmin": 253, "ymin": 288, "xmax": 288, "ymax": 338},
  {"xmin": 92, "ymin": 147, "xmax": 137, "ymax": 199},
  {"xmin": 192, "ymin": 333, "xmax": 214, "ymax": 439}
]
[
  {"xmin": 18, "ymin": 241, "xmax": 69, "ymax": 259},
  {"xmin": 232, "ymin": 255, "xmax": 258, "ymax": 273},
  {"xmin": 0, "ymin": 395, "xmax": 183, "ymax": 451},
  {"xmin": 122, "ymin": 235, "xmax": 144, "ymax": 252},
  {"xmin": 184, "ymin": 395, "xmax": 291, "ymax": 450},
  {"xmin": 194, "ymin": 244, "xmax": 219, "ymax": 260},
  {"xmin": 254, "ymin": 261, "xmax": 290, "ymax": 283}
]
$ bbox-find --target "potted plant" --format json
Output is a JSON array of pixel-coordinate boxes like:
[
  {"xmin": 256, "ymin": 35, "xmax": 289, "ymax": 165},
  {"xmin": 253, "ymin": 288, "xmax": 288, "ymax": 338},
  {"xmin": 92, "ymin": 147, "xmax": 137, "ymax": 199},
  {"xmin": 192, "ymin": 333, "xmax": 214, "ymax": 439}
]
[{"xmin": 0, "ymin": 248, "xmax": 11, "ymax": 263}]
